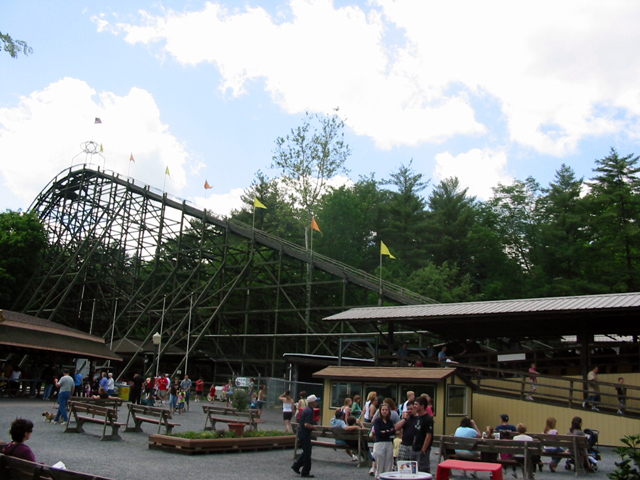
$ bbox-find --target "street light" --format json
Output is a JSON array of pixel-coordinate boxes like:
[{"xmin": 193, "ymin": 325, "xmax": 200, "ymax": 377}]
[{"xmin": 152, "ymin": 332, "xmax": 161, "ymax": 382}]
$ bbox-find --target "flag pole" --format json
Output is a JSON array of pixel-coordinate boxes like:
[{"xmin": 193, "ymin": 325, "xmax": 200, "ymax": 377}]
[{"xmin": 379, "ymin": 247, "xmax": 383, "ymax": 306}]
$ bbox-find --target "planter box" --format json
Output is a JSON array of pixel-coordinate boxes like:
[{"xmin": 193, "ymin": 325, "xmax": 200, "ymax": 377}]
[{"xmin": 148, "ymin": 434, "xmax": 296, "ymax": 455}]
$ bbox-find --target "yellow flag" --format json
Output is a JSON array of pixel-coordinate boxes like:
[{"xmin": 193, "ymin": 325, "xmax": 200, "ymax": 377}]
[
  {"xmin": 204, "ymin": 180, "xmax": 212, "ymax": 189},
  {"xmin": 165, "ymin": 166, "xmax": 170, "ymax": 177},
  {"xmin": 380, "ymin": 241, "xmax": 396, "ymax": 259},
  {"xmin": 100, "ymin": 144, "xmax": 103, "ymax": 153},
  {"xmin": 254, "ymin": 198, "xmax": 267, "ymax": 209},
  {"xmin": 311, "ymin": 217, "xmax": 322, "ymax": 234}
]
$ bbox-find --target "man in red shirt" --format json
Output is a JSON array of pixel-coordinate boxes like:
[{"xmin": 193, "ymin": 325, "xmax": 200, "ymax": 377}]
[{"xmin": 157, "ymin": 374, "xmax": 170, "ymax": 404}]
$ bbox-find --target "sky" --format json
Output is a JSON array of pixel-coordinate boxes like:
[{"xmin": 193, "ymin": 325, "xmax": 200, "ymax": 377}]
[{"xmin": 2, "ymin": 1, "xmax": 640, "ymax": 218}]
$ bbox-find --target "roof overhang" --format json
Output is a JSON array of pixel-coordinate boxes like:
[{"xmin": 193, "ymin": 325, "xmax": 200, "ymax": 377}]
[
  {"xmin": 313, "ymin": 366, "xmax": 458, "ymax": 383},
  {"xmin": 0, "ymin": 310, "xmax": 122, "ymax": 361},
  {"xmin": 323, "ymin": 292, "xmax": 640, "ymax": 339}
]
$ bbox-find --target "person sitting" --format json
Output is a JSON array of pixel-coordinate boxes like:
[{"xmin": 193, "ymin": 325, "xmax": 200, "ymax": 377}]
[
  {"xmin": 454, "ymin": 417, "xmax": 481, "ymax": 459},
  {"xmin": 567, "ymin": 416, "xmax": 596, "ymax": 472},
  {"xmin": 513, "ymin": 423, "xmax": 540, "ymax": 478},
  {"xmin": 3, "ymin": 418, "xmax": 36, "ymax": 462},
  {"xmin": 91, "ymin": 386, "xmax": 118, "ymax": 399},
  {"xmin": 542, "ymin": 417, "xmax": 565, "ymax": 472},
  {"xmin": 330, "ymin": 409, "xmax": 362, "ymax": 461}
]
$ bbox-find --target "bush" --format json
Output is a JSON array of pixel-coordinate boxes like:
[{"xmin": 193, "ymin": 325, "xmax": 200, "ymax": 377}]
[
  {"xmin": 231, "ymin": 388, "xmax": 249, "ymax": 411},
  {"xmin": 609, "ymin": 433, "xmax": 640, "ymax": 480}
]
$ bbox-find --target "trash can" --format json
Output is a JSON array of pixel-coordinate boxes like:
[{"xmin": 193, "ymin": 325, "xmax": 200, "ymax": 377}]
[{"xmin": 116, "ymin": 382, "xmax": 130, "ymax": 401}]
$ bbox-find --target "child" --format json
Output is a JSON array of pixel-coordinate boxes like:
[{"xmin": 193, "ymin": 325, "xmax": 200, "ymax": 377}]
[
  {"xmin": 195, "ymin": 377, "xmax": 204, "ymax": 402},
  {"xmin": 527, "ymin": 363, "xmax": 539, "ymax": 401},
  {"xmin": 208, "ymin": 384, "xmax": 216, "ymax": 403},
  {"xmin": 177, "ymin": 388, "xmax": 186, "ymax": 415}
]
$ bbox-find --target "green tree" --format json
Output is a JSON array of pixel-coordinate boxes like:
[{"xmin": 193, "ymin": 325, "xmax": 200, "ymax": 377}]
[
  {"xmin": 534, "ymin": 164, "xmax": 593, "ymax": 296},
  {"xmin": 379, "ymin": 161, "xmax": 429, "ymax": 271},
  {"xmin": 487, "ymin": 177, "xmax": 542, "ymax": 276},
  {"xmin": 1, "ymin": 210, "xmax": 47, "ymax": 308},
  {"xmin": 425, "ymin": 177, "xmax": 476, "ymax": 271},
  {"xmin": 271, "ymin": 110, "xmax": 351, "ymax": 247},
  {"xmin": 314, "ymin": 175, "xmax": 387, "ymax": 271},
  {"xmin": 1, "ymin": 31, "xmax": 32, "ymax": 58},
  {"xmin": 587, "ymin": 148, "xmax": 640, "ymax": 291},
  {"xmin": 404, "ymin": 261, "xmax": 476, "ymax": 303}
]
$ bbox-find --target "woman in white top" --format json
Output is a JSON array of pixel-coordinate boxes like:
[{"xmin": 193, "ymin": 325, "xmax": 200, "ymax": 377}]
[{"xmin": 279, "ymin": 390, "xmax": 296, "ymax": 433}]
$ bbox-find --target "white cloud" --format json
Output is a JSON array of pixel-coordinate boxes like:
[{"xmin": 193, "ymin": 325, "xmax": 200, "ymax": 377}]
[
  {"xmin": 95, "ymin": 0, "xmax": 485, "ymax": 149},
  {"xmin": 434, "ymin": 149, "xmax": 512, "ymax": 200},
  {"xmin": 195, "ymin": 187, "xmax": 245, "ymax": 218},
  {"xmin": 96, "ymin": 0, "xmax": 640, "ymax": 156},
  {"xmin": 0, "ymin": 78, "xmax": 189, "ymax": 204}
]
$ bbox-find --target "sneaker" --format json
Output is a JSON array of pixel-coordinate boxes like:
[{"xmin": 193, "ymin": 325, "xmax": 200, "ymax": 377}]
[
  {"xmin": 369, "ymin": 467, "xmax": 375, "ymax": 476},
  {"xmin": 582, "ymin": 402, "xmax": 587, "ymax": 409},
  {"xmin": 511, "ymin": 473, "xmax": 518, "ymax": 479},
  {"xmin": 591, "ymin": 406, "xmax": 600, "ymax": 412},
  {"xmin": 617, "ymin": 409, "xmax": 623, "ymax": 415},
  {"xmin": 526, "ymin": 396, "xmax": 534, "ymax": 401},
  {"xmin": 470, "ymin": 473, "xmax": 477, "ymax": 478},
  {"xmin": 291, "ymin": 466, "xmax": 300, "ymax": 475},
  {"xmin": 351, "ymin": 455, "xmax": 358, "ymax": 462}
]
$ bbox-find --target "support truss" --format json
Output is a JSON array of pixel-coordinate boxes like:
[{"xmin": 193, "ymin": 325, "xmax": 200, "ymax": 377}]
[{"xmin": 17, "ymin": 165, "xmax": 435, "ymax": 378}]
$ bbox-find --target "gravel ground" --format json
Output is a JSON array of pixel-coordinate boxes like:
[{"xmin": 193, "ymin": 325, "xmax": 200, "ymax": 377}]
[{"xmin": 0, "ymin": 397, "xmax": 619, "ymax": 480}]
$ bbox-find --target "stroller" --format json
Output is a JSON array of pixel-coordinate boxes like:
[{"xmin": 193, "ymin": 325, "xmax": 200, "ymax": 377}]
[{"xmin": 565, "ymin": 428, "xmax": 600, "ymax": 472}]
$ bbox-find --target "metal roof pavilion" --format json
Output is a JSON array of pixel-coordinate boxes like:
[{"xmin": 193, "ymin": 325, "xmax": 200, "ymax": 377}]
[{"xmin": 323, "ymin": 292, "xmax": 640, "ymax": 338}]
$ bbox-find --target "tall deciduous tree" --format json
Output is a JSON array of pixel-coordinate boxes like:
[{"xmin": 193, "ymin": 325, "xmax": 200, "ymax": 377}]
[
  {"xmin": 271, "ymin": 110, "xmax": 351, "ymax": 247},
  {"xmin": 1, "ymin": 210, "xmax": 47, "ymax": 308},
  {"xmin": 587, "ymin": 148, "xmax": 640, "ymax": 291}
]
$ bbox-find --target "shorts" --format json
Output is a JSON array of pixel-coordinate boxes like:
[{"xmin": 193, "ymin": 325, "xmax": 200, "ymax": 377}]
[
  {"xmin": 158, "ymin": 389, "xmax": 168, "ymax": 398},
  {"xmin": 196, "ymin": 390, "xmax": 203, "ymax": 395},
  {"xmin": 283, "ymin": 411, "xmax": 293, "ymax": 421},
  {"xmin": 257, "ymin": 400, "xmax": 264, "ymax": 409}
]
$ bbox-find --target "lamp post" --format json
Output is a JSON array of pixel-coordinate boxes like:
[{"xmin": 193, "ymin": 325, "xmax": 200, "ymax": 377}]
[{"xmin": 152, "ymin": 332, "xmax": 161, "ymax": 381}]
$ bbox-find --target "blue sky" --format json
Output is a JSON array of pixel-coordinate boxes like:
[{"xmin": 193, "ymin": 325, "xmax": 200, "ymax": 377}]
[{"xmin": 2, "ymin": 1, "xmax": 640, "ymax": 217}]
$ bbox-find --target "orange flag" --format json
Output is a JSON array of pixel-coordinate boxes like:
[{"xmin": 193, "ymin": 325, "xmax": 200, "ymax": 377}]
[
  {"xmin": 130, "ymin": 153, "xmax": 135, "ymax": 162},
  {"xmin": 204, "ymin": 180, "xmax": 212, "ymax": 189},
  {"xmin": 311, "ymin": 218, "xmax": 322, "ymax": 234}
]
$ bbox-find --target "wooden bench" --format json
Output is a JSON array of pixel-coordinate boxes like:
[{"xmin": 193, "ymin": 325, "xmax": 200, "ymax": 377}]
[
  {"xmin": 0, "ymin": 453, "xmax": 116, "ymax": 480},
  {"xmin": 528, "ymin": 433, "xmax": 592, "ymax": 475},
  {"xmin": 202, "ymin": 404, "xmax": 257, "ymax": 431},
  {"xmin": 124, "ymin": 404, "xmax": 180, "ymax": 434},
  {"xmin": 292, "ymin": 424, "xmax": 372, "ymax": 468},
  {"xmin": 435, "ymin": 435, "xmax": 542, "ymax": 480},
  {"xmin": 64, "ymin": 401, "xmax": 125, "ymax": 441},
  {"xmin": 74, "ymin": 397, "xmax": 124, "ymax": 411}
]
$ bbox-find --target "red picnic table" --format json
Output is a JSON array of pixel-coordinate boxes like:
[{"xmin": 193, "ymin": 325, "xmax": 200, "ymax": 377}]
[{"xmin": 436, "ymin": 459, "xmax": 503, "ymax": 480}]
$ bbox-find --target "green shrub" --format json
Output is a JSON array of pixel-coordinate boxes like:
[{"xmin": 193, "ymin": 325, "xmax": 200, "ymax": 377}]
[{"xmin": 609, "ymin": 433, "xmax": 640, "ymax": 480}]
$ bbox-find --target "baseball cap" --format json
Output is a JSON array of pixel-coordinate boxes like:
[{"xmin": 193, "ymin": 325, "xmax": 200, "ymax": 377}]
[
  {"xmin": 306, "ymin": 394, "xmax": 321, "ymax": 402},
  {"xmin": 500, "ymin": 414, "xmax": 509, "ymax": 422}
]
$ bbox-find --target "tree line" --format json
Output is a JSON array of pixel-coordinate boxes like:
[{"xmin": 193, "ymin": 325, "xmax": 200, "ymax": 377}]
[{"xmin": 233, "ymin": 121, "xmax": 640, "ymax": 303}]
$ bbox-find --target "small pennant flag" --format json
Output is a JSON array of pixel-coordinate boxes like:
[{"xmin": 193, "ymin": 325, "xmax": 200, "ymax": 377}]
[
  {"xmin": 165, "ymin": 166, "xmax": 170, "ymax": 177},
  {"xmin": 94, "ymin": 117, "xmax": 102, "ymax": 124},
  {"xmin": 380, "ymin": 241, "xmax": 396, "ymax": 259},
  {"xmin": 253, "ymin": 198, "xmax": 267, "ymax": 209},
  {"xmin": 130, "ymin": 153, "xmax": 135, "ymax": 162},
  {"xmin": 100, "ymin": 144, "xmax": 104, "ymax": 153},
  {"xmin": 311, "ymin": 217, "xmax": 322, "ymax": 234},
  {"xmin": 204, "ymin": 180, "xmax": 212, "ymax": 189}
]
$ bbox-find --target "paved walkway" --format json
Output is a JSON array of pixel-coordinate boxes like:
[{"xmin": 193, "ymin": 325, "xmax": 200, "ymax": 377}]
[{"xmin": 0, "ymin": 397, "xmax": 619, "ymax": 480}]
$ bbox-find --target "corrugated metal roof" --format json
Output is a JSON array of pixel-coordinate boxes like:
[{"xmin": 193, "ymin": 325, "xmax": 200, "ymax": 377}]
[
  {"xmin": 313, "ymin": 366, "xmax": 456, "ymax": 382},
  {"xmin": 324, "ymin": 292, "xmax": 640, "ymax": 322}
]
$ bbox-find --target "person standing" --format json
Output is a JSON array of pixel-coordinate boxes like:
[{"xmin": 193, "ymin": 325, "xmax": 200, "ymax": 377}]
[
  {"xmin": 106, "ymin": 372, "xmax": 115, "ymax": 396},
  {"xmin": 181, "ymin": 374, "xmax": 192, "ymax": 412},
  {"xmin": 42, "ymin": 365, "xmax": 55, "ymax": 401},
  {"xmin": 195, "ymin": 377, "xmax": 204, "ymax": 402},
  {"xmin": 130, "ymin": 373, "xmax": 144, "ymax": 405},
  {"xmin": 291, "ymin": 394, "xmax": 319, "ymax": 478},
  {"xmin": 257, "ymin": 384, "xmax": 267, "ymax": 421},
  {"xmin": 616, "ymin": 377, "xmax": 627, "ymax": 415},
  {"xmin": 402, "ymin": 391, "xmax": 415, "ymax": 414},
  {"xmin": 53, "ymin": 369, "xmax": 74, "ymax": 424},
  {"xmin": 396, "ymin": 401, "xmax": 417, "ymax": 462},
  {"xmin": 584, "ymin": 366, "xmax": 601, "ymax": 411},
  {"xmin": 279, "ymin": 390, "xmax": 296, "ymax": 433},
  {"xmin": 157, "ymin": 374, "xmax": 170, "ymax": 404},
  {"xmin": 526, "ymin": 363, "xmax": 539, "ymax": 401},
  {"xmin": 410, "ymin": 396, "xmax": 433, "ymax": 473},
  {"xmin": 74, "ymin": 370, "xmax": 83, "ymax": 397},
  {"xmin": 99, "ymin": 372, "xmax": 109, "ymax": 393},
  {"xmin": 373, "ymin": 403, "xmax": 396, "ymax": 479}
]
